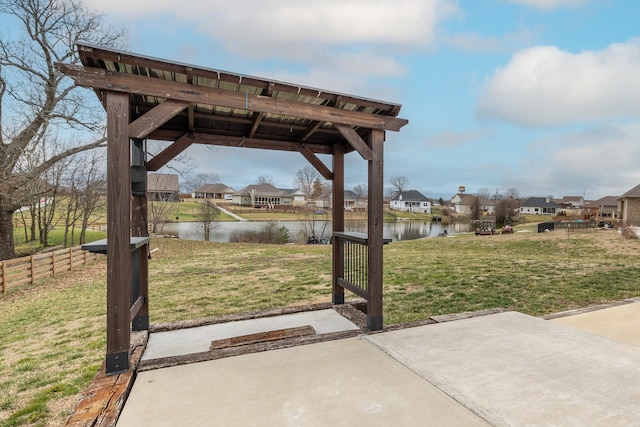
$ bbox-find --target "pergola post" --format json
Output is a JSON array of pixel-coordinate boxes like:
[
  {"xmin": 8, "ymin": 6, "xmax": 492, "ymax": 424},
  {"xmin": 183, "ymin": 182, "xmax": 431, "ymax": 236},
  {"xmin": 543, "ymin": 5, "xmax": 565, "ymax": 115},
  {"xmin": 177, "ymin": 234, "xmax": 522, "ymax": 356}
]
[
  {"xmin": 367, "ymin": 129, "xmax": 385, "ymax": 330},
  {"xmin": 106, "ymin": 91, "xmax": 131, "ymax": 374},
  {"xmin": 332, "ymin": 143, "xmax": 345, "ymax": 304}
]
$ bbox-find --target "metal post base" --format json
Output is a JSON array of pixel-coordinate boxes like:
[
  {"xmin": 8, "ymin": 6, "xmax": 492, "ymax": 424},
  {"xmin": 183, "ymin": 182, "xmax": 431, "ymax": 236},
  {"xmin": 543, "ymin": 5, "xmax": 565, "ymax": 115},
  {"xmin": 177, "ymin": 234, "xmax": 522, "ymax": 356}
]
[
  {"xmin": 106, "ymin": 351, "xmax": 130, "ymax": 375},
  {"xmin": 132, "ymin": 314, "xmax": 149, "ymax": 331},
  {"xmin": 367, "ymin": 315, "xmax": 383, "ymax": 331}
]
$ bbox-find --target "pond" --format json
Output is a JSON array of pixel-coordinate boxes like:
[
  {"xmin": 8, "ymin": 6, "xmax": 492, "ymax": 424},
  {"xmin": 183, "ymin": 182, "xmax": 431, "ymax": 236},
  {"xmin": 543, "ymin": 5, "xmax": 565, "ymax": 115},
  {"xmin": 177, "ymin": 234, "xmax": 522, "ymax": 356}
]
[{"xmin": 160, "ymin": 220, "xmax": 473, "ymax": 243}]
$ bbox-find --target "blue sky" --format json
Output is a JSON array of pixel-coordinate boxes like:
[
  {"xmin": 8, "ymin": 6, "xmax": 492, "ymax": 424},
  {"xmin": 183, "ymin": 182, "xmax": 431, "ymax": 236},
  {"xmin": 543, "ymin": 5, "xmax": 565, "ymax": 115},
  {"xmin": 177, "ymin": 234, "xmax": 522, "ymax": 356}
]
[{"xmin": 44, "ymin": 1, "xmax": 640, "ymax": 198}]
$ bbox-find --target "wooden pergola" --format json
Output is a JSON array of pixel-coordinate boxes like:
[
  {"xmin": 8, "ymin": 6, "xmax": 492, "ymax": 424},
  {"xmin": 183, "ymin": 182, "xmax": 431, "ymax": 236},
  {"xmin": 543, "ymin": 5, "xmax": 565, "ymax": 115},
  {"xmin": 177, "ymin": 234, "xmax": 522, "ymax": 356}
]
[{"xmin": 57, "ymin": 44, "xmax": 408, "ymax": 375}]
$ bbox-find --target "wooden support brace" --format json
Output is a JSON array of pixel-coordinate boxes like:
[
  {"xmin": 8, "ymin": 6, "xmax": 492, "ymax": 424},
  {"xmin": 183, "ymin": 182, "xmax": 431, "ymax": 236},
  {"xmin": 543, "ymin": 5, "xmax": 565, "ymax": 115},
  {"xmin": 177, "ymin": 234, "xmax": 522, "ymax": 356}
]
[
  {"xmin": 146, "ymin": 133, "xmax": 194, "ymax": 171},
  {"xmin": 334, "ymin": 123, "xmax": 373, "ymax": 161},
  {"xmin": 210, "ymin": 325, "xmax": 316, "ymax": 350},
  {"xmin": 129, "ymin": 100, "xmax": 190, "ymax": 139},
  {"xmin": 297, "ymin": 145, "xmax": 333, "ymax": 180}
]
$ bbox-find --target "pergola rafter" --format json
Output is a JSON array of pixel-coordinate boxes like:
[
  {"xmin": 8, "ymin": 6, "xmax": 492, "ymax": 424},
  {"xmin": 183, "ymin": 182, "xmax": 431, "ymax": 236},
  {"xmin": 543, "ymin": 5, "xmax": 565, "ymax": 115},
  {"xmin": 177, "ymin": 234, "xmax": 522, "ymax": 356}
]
[{"xmin": 58, "ymin": 43, "xmax": 407, "ymax": 375}]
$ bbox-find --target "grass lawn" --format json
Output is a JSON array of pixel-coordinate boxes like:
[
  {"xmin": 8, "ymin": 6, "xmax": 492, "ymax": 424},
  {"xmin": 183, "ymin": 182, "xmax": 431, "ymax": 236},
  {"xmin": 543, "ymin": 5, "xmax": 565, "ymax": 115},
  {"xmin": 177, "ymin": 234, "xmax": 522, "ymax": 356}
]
[{"xmin": 1, "ymin": 228, "xmax": 640, "ymax": 425}]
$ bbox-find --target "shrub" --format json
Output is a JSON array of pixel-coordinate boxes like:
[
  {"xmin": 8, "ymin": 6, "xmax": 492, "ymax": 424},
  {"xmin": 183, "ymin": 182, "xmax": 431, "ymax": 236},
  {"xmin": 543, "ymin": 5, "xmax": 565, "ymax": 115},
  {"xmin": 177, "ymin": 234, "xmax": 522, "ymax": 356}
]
[
  {"xmin": 620, "ymin": 226, "xmax": 639, "ymax": 240},
  {"xmin": 229, "ymin": 222, "xmax": 290, "ymax": 244}
]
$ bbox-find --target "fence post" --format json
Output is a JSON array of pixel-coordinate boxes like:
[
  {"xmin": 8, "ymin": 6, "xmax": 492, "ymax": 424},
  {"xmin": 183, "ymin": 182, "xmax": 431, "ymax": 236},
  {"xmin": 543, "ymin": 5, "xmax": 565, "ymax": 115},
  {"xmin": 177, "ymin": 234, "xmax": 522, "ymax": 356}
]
[
  {"xmin": 69, "ymin": 248, "xmax": 73, "ymax": 271},
  {"xmin": 30, "ymin": 255, "xmax": 35, "ymax": 285},
  {"xmin": 52, "ymin": 251, "xmax": 57, "ymax": 276},
  {"xmin": 1, "ymin": 261, "xmax": 5, "ymax": 293}
]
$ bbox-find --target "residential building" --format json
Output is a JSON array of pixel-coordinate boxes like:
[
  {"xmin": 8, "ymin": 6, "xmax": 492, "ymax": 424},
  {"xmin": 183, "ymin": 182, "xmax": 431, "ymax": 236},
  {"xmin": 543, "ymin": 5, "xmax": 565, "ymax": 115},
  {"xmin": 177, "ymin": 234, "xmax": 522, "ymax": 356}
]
[
  {"xmin": 390, "ymin": 190, "xmax": 431, "ymax": 213},
  {"xmin": 315, "ymin": 189, "xmax": 366, "ymax": 211},
  {"xmin": 557, "ymin": 196, "xmax": 584, "ymax": 210},
  {"xmin": 233, "ymin": 183, "xmax": 293, "ymax": 208},
  {"xmin": 584, "ymin": 196, "xmax": 618, "ymax": 220},
  {"xmin": 519, "ymin": 197, "xmax": 559, "ymax": 215},
  {"xmin": 282, "ymin": 188, "xmax": 307, "ymax": 205},
  {"xmin": 192, "ymin": 183, "xmax": 235, "ymax": 200},
  {"xmin": 618, "ymin": 184, "xmax": 640, "ymax": 225},
  {"xmin": 147, "ymin": 173, "xmax": 179, "ymax": 201},
  {"xmin": 453, "ymin": 194, "xmax": 495, "ymax": 215}
]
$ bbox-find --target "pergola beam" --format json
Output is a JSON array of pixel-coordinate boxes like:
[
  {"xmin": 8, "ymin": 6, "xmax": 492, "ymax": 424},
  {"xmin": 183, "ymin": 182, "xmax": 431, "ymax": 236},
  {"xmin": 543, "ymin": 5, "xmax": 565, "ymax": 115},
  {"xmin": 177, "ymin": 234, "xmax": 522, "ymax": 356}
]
[
  {"xmin": 181, "ymin": 133, "xmax": 334, "ymax": 155},
  {"xmin": 55, "ymin": 63, "xmax": 408, "ymax": 131}
]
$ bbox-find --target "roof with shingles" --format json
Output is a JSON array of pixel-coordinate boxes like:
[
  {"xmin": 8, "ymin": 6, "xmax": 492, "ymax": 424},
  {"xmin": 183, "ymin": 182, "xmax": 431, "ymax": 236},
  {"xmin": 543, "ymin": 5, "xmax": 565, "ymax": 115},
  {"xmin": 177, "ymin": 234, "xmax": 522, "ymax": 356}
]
[
  {"xmin": 147, "ymin": 173, "xmax": 179, "ymax": 192},
  {"xmin": 193, "ymin": 183, "xmax": 234, "ymax": 194},
  {"xmin": 391, "ymin": 190, "xmax": 429, "ymax": 202},
  {"xmin": 586, "ymin": 196, "xmax": 618, "ymax": 207},
  {"xmin": 619, "ymin": 184, "xmax": 640, "ymax": 199},
  {"xmin": 234, "ymin": 183, "xmax": 291, "ymax": 197},
  {"xmin": 457, "ymin": 194, "xmax": 494, "ymax": 206},
  {"xmin": 521, "ymin": 197, "xmax": 559, "ymax": 208}
]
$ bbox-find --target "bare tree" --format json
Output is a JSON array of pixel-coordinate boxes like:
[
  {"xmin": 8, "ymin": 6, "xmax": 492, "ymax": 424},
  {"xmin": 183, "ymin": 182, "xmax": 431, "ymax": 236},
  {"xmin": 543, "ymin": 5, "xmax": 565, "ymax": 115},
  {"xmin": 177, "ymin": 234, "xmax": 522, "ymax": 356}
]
[
  {"xmin": 257, "ymin": 175, "xmax": 274, "ymax": 185},
  {"xmin": 475, "ymin": 187, "xmax": 493, "ymax": 199},
  {"xmin": 76, "ymin": 155, "xmax": 106, "ymax": 244},
  {"xmin": 352, "ymin": 184, "xmax": 368, "ymax": 200},
  {"xmin": 470, "ymin": 196, "xmax": 481, "ymax": 221},
  {"xmin": 388, "ymin": 175, "xmax": 409, "ymax": 195},
  {"xmin": 184, "ymin": 172, "xmax": 219, "ymax": 193},
  {"xmin": 504, "ymin": 187, "xmax": 520, "ymax": 200},
  {"xmin": 294, "ymin": 166, "xmax": 322, "ymax": 200},
  {"xmin": 0, "ymin": 0, "xmax": 125, "ymax": 260},
  {"xmin": 60, "ymin": 150, "xmax": 106, "ymax": 246},
  {"xmin": 37, "ymin": 151, "xmax": 68, "ymax": 247},
  {"xmin": 148, "ymin": 197, "xmax": 176, "ymax": 234},
  {"xmin": 496, "ymin": 197, "xmax": 518, "ymax": 227},
  {"xmin": 192, "ymin": 200, "xmax": 220, "ymax": 241}
]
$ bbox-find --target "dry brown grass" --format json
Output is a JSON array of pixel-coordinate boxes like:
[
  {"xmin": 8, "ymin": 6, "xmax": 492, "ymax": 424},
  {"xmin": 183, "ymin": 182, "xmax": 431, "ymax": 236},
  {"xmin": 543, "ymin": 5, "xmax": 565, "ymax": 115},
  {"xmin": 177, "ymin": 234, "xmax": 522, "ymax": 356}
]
[{"xmin": 2, "ymin": 227, "xmax": 640, "ymax": 425}]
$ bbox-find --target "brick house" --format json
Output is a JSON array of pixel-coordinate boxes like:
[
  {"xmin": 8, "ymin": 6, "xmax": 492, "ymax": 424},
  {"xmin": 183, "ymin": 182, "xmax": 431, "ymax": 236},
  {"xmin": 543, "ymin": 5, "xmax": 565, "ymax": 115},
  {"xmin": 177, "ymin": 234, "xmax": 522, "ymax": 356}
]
[{"xmin": 618, "ymin": 184, "xmax": 640, "ymax": 225}]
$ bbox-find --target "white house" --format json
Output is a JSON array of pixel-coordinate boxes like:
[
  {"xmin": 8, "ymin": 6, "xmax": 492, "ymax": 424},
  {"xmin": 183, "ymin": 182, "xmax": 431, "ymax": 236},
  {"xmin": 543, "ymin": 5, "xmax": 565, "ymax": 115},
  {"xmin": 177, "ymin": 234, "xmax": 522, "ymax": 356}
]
[
  {"xmin": 519, "ymin": 197, "xmax": 559, "ymax": 215},
  {"xmin": 390, "ymin": 190, "xmax": 431, "ymax": 213}
]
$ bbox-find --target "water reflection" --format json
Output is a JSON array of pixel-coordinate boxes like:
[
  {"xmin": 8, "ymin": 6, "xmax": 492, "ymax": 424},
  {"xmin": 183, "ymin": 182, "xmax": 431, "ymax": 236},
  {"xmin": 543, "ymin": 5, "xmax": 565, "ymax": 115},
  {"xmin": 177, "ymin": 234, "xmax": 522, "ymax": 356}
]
[{"xmin": 161, "ymin": 220, "xmax": 473, "ymax": 243}]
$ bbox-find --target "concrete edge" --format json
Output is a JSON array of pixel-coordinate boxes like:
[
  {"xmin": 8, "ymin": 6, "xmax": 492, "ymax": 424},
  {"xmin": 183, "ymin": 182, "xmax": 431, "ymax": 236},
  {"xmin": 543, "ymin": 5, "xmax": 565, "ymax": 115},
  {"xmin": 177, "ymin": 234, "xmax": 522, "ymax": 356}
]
[
  {"xmin": 150, "ymin": 299, "xmax": 368, "ymax": 332},
  {"xmin": 542, "ymin": 297, "xmax": 640, "ymax": 320}
]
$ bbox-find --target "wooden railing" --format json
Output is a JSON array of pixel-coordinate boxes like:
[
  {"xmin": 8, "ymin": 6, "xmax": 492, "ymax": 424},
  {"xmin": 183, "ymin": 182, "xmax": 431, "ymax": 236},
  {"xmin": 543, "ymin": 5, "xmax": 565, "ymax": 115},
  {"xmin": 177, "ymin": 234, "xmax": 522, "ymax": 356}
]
[
  {"xmin": 334, "ymin": 232, "xmax": 370, "ymax": 299},
  {"xmin": 81, "ymin": 237, "xmax": 149, "ymax": 327},
  {"xmin": 333, "ymin": 232, "xmax": 391, "ymax": 301},
  {"xmin": 1, "ymin": 246, "xmax": 102, "ymax": 293}
]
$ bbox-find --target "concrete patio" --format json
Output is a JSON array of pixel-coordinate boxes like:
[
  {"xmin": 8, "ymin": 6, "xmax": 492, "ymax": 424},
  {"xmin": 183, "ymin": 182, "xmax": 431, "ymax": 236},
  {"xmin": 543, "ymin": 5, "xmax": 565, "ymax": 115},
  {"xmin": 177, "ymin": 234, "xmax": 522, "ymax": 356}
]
[{"xmin": 113, "ymin": 300, "xmax": 640, "ymax": 426}]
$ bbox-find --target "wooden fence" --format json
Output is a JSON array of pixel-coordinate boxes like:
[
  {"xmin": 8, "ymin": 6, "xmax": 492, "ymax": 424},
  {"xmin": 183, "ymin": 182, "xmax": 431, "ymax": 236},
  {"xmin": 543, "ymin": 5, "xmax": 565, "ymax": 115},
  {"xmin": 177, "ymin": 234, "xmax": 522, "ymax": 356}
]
[{"xmin": 1, "ymin": 246, "xmax": 102, "ymax": 293}]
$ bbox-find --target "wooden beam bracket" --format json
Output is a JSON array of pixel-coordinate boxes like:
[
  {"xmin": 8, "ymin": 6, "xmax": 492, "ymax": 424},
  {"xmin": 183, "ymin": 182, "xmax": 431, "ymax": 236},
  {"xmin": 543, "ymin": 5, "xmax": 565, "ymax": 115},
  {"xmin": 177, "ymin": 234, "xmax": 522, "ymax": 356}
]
[
  {"xmin": 297, "ymin": 144, "xmax": 333, "ymax": 180},
  {"xmin": 334, "ymin": 124, "xmax": 373, "ymax": 161}
]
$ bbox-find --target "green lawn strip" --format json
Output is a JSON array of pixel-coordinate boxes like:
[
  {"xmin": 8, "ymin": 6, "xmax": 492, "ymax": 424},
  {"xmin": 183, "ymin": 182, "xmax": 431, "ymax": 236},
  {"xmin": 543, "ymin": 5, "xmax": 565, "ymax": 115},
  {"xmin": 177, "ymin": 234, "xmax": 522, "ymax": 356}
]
[{"xmin": 1, "ymin": 231, "xmax": 639, "ymax": 425}]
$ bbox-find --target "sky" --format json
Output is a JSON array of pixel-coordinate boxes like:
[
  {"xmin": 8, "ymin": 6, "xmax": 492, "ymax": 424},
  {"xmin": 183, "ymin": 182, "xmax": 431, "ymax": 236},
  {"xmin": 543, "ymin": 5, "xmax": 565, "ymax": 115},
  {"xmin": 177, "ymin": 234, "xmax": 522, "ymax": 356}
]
[{"xmin": 21, "ymin": 0, "xmax": 640, "ymax": 199}]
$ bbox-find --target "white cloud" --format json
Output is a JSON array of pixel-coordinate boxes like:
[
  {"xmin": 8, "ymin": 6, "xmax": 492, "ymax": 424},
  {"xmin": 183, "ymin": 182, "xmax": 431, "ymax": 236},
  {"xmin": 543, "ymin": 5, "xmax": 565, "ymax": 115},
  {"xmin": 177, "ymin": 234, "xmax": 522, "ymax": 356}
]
[
  {"xmin": 83, "ymin": 0, "xmax": 459, "ymax": 50},
  {"xmin": 424, "ymin": 128, "xmax": 491, "ymax": 147},
  {"xmin": 504, "ymin": 0, "xmax": 589, "ymax": 10},
  {"xmin": 507, "ymin": 121, "xmax": 640, "ymax": 198},
  {"xmin": 476, "ymin": 39, "xmax": 640, "ymax": 127},
  {"xmin": 443, "ymin": 28, "xmax": 537, "ymax": 53},
  {"xmin": 81, "ymin": 0, "xmax": 458, "ymax": 94}
]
